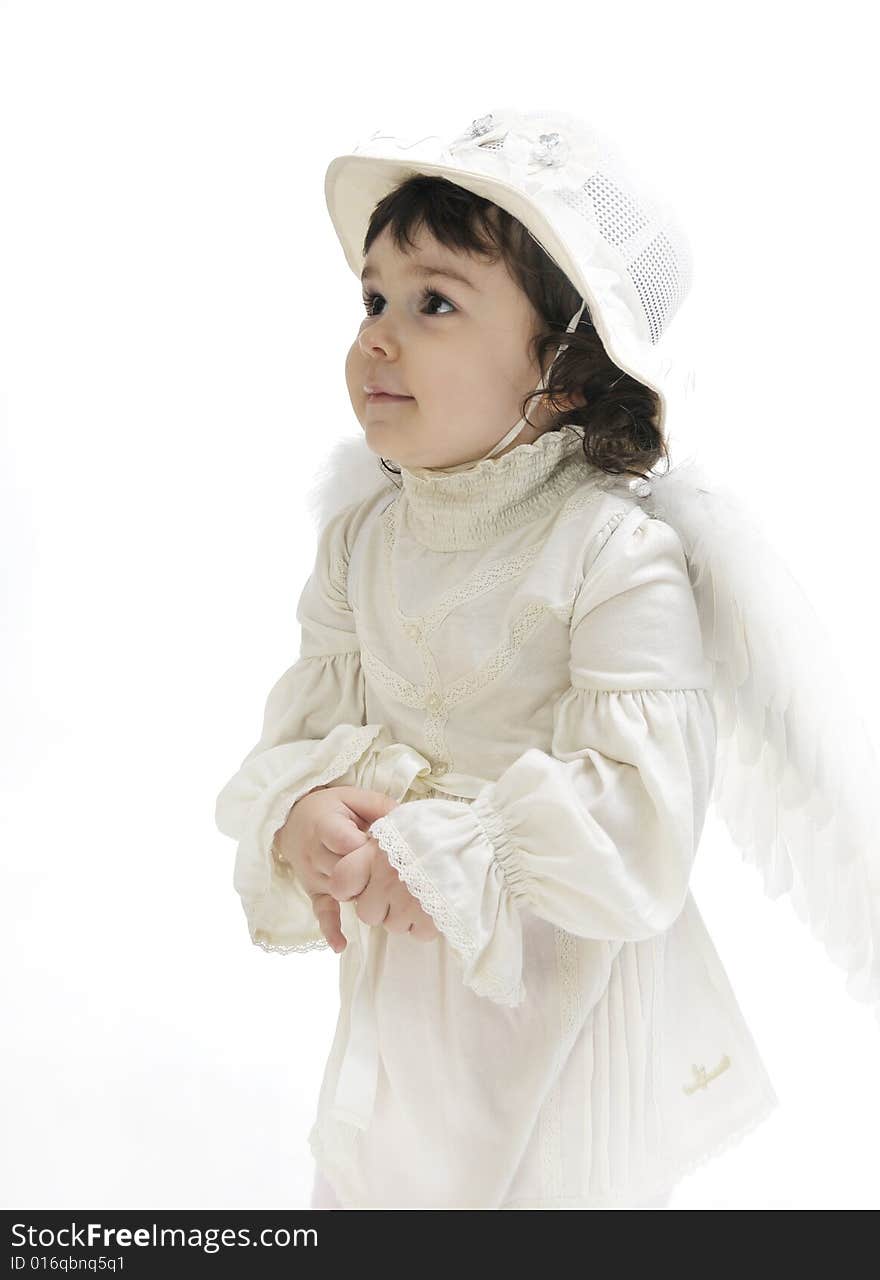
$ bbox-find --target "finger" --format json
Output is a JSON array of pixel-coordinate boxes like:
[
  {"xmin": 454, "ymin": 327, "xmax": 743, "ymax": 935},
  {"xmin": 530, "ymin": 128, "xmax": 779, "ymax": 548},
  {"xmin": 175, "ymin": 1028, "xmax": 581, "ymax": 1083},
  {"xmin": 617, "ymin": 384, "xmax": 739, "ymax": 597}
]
[
  {"xmin": 328, "ymin": 842, "xmax": 374, "ymax": 901},
  {"xmin": 353, "ymin": 873, "xmax": 394, "ymax": 928},
  {"xmin": 381, "ymin": 902, "xmax": 416, "ymax": 935},
  {"xmin": 407, "ymin": 915, "xmax": 440, "ymax": 942},
  {"xmin": 331, "ymin": 787, "xmax": 402, "ymax": 826},
  {"xmin": 383, "ymin": 897, "xmax": 439, "ymax": 940},
  {"xmin": 359, "ymin": 868, "xmax": 418, "ymax": 930},
  {"xmin": 290, "ymin": 849, "xmax": 336, "ymax": 898},
  {"xmin": 313, "ymin": 843, "xmax": 351, "ymax": 877},
  {"xmin": 311, "ymin": 893, "xmax": 347, "ymax": 953},
  {"xmin": 318, "ymin": 811, "xmax": 373, "ymax": 857}
]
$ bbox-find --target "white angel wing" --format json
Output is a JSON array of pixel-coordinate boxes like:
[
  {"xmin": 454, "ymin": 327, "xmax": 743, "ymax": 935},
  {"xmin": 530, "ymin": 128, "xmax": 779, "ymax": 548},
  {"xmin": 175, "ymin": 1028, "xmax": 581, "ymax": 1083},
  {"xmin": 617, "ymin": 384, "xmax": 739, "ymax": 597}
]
[
  {"xmin": 303, "ymin": 430, "xmax": 398, "ymax": 535},
  {"xmin": 636, "ymin": 455, "xmax": 880, "ymax": 1031},
  {"xmin": 301, "ymin": 434, "xmax": 880, "ymax": 1026}
]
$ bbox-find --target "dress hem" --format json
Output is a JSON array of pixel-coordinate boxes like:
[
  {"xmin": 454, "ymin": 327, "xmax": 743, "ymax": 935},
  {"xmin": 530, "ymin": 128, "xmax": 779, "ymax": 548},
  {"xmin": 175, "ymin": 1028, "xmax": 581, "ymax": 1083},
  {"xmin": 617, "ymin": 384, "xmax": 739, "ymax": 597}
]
[{"xmin": 307, "ymin": 1089, "xmax": 780, "ymax": 1209}]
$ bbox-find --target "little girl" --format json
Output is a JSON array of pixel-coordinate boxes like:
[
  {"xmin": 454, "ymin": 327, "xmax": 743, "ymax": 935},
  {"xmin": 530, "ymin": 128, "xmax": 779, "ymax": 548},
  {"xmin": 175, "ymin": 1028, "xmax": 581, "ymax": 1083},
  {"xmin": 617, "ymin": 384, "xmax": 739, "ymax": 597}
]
[{"xmin": 214, "ymin": 107, "xmax": 880, "ymax": 1210}]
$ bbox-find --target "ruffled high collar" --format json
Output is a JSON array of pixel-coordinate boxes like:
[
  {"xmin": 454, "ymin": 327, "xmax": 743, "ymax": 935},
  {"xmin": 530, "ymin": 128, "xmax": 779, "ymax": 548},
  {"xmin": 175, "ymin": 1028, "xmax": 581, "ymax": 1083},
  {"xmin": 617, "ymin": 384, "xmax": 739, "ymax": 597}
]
[{"xmin": 397, "ymin": 426, "xmax": 608, "ymax": 551}]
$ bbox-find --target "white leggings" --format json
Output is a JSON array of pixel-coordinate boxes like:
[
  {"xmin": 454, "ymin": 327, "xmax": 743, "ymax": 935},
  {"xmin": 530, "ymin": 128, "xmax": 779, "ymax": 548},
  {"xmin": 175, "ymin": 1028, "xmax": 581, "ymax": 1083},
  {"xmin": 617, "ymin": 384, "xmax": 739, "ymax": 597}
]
[{"xmin": 310, "ymin": 1165, "xmax": 672, "ymax": 1209}]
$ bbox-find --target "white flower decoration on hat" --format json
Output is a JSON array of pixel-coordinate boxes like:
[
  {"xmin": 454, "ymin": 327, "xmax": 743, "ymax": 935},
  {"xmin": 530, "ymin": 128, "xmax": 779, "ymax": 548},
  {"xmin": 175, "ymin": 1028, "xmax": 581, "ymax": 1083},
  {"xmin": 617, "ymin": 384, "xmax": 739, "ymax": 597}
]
[{"xmin": 446, "ymin": 111, "xmax": 601, "ymax": 196}]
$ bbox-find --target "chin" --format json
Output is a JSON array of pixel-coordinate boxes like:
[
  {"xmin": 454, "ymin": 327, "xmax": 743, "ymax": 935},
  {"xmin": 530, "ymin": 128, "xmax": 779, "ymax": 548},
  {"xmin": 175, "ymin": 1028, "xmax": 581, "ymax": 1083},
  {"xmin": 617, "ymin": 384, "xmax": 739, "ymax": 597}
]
[{"xmin": 363, "ymin": 419, "xmax": 407, "ymax": 440}]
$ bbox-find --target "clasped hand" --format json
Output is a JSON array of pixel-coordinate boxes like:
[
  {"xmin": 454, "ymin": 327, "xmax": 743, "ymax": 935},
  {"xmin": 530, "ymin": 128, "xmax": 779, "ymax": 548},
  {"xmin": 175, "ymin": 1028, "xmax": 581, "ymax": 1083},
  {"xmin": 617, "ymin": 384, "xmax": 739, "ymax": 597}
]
[{"xmin": 273, "ymin": 784, "xmax": 440, "ymax": 953}]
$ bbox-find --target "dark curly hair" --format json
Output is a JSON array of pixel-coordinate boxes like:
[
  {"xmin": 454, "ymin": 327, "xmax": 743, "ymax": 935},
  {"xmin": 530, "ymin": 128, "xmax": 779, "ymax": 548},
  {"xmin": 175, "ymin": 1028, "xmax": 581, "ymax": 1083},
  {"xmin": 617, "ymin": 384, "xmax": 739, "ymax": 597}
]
[{"xmin": 361, "ymin": 174, "xmax": 669, "ymax": 485}]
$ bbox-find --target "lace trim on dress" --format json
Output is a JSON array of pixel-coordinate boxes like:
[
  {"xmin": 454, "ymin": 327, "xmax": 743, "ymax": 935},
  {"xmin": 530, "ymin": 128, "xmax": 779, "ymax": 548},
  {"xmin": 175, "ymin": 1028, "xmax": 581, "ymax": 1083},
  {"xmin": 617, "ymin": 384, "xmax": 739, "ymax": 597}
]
[
  {"xmin": 501, "ymin": 1091, "xmax": 779, "ymax": 1208},
  {"xmin": 472, "ymin": 786, "xmax": 585, "ymax": 1202},
  {"xmin": 308, "ymin": 1046, "xmax": 779, "ymax": 1207},
  {"xmin": 383, "ymin": 500, "xmax": 544, "ymax": 627},
  {"xmin": 539, "ymin": 927, "xmax": 581, "ymax": 1201},
  {"xmin": 382, "ymin": 470, "xmax": 624, "ymax": 628},
  {"xmin": 359, "ymin": 643, "xmax": 424, "ymax": 708},
  {"xmin": 329, "ymin": 552, "xmax": 349, "ymax": 597},
  {"xmin": 244, "ymin": 723, "xmax": 383, "ymax": 956},
  {"xmin": 307, "ymin": 1117, "xmax": 362, "ymax": 1209},
  {"xmin": 592, "ymin": 508, "xmax": 630, "ymax": 558},
  {"xmin": 444, "ymin": 602, "xmax": 565, "ymax": 703},
  {"xmin": 366, "ymin": 488, "xmax": 628, "ymax": 772},
  {"xmin": 251, "ymin": 935, "xmax": 329, "ymax": 956},
  {"xmin": 369, "ymin": 811, "xmax": 526, "ymax": 1007}
]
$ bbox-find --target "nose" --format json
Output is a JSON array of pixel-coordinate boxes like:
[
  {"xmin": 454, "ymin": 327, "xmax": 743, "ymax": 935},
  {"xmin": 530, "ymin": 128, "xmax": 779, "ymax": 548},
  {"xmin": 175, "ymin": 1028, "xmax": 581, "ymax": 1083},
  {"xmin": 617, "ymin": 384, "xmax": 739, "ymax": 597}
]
[{"xmin": 358, "ymin": 311, "xmax": 398, "ymax": 360}]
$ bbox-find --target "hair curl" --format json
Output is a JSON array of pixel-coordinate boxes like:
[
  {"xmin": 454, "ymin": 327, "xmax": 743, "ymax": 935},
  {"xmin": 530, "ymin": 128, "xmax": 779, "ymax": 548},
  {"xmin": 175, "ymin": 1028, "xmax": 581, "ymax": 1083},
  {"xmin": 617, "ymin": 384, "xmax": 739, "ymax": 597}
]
[{"xmin": 361, "ymin": 174, "xmax": 669, "ymax": 485}]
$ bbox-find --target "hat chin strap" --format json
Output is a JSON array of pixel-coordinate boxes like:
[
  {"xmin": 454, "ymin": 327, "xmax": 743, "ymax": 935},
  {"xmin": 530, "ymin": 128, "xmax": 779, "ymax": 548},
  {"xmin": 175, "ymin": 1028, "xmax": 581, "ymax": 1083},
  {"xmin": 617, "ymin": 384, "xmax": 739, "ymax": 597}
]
[{"xmin": 477, "ymin": 299, "xmax": 587, "ymax": 461}]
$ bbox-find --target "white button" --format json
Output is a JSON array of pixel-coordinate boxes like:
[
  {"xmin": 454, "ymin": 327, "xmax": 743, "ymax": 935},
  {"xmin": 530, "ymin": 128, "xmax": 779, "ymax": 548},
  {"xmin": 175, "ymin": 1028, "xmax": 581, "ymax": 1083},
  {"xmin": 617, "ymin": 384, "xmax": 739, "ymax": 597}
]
[
  {"xmin": 425, "ymin": 692, "xmax": 443, "ymax": 712},
  {"xmin": 430, "ymin": 760, "xmax": 450, "ymax": 776},
  {"xmin": 404, "ymin": 621, "xmax": 421, "ymax": 640}
]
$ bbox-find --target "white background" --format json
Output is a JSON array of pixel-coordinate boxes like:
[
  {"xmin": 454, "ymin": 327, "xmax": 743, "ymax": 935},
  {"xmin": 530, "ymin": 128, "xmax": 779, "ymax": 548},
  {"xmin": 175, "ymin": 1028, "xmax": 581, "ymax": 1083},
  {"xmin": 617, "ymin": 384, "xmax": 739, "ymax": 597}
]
[{"xmin": 2, "ymin": 0, "xmax": 878, "ymax": 1211}]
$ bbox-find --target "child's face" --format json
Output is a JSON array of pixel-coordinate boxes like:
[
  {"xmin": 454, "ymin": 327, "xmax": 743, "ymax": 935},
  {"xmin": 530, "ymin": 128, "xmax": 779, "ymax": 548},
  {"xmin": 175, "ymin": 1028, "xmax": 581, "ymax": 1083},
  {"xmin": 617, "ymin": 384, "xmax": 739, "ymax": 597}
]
[{"xmin": 346, "ymin": 223, "xmax": 559, "ymax": 469}]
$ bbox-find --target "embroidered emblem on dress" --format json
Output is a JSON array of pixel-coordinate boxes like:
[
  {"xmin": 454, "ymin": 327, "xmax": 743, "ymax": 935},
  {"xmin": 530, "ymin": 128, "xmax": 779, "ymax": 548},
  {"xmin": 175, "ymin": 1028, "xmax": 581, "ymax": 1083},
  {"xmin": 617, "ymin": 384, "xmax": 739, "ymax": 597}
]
[{"xmin": 682, "ymin": 1054, "xmax": 731, "ymax": 1094}]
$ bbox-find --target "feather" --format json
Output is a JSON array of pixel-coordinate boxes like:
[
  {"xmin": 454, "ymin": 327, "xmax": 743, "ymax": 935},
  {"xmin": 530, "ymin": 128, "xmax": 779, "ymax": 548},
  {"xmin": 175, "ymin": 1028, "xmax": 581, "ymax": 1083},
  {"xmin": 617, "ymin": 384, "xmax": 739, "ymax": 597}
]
[
  {"xmin": 303, "ymin": 430, "xmax": 398, "ymax": 536},
  {"xmin": 637, "ymin": 455, "xmax": 880, "ymax": 1030},
  {"xmin": 304, "ymin": 433, "xmax": 880, "ymax": 1029}
]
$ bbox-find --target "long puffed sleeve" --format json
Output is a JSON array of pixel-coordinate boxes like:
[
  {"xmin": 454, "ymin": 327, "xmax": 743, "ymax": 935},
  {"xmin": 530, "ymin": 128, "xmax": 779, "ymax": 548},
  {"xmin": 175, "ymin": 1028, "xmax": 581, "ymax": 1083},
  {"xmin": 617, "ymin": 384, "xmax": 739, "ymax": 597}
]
[
  {"xmin": 367, "ymin": 509, "xmax": 718, "ymax": 1006},
  {"xmin": 215, "ymin": 499, "xmax": 430, "ymax": 954}
]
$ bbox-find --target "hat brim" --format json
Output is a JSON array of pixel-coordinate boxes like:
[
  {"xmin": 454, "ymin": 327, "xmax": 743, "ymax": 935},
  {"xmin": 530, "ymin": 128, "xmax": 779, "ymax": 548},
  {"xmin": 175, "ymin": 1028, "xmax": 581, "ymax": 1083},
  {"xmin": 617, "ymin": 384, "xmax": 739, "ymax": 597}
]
[{"xmin": 324, "ymin": 152, "xmax": 671, "ymax": 434}]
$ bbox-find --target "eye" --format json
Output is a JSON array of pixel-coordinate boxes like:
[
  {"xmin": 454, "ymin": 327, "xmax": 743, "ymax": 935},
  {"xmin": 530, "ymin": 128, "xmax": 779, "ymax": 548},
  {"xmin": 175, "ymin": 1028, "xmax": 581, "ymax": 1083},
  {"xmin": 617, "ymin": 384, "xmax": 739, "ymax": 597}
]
[
  {"xmin": 360, "ymin": 285, "xmax": 456, "ymax": 318},
  {"xmin": 419, "ymin": 286, "xmax": 455, "ymax": 316},
  {"xmin": 360, "ymin": 290, "xmax": 384, "ymax": 317}
]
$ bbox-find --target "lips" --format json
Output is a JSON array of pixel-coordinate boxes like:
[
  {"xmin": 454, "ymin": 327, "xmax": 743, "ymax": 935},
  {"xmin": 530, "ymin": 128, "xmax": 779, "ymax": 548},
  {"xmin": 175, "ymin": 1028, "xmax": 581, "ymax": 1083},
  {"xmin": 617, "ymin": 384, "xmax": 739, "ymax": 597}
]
[{"xmin": 365, "ymin": 391, "xmax": 413, "ymax": 402}]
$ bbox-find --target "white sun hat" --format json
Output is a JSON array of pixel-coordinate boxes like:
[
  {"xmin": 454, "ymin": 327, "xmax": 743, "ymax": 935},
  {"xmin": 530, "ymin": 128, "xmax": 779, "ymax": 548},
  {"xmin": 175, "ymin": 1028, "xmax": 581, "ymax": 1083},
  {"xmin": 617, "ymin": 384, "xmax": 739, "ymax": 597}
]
[{"xmin": 324, "ymin": 105, "xmax": 695, "ymax": 455}]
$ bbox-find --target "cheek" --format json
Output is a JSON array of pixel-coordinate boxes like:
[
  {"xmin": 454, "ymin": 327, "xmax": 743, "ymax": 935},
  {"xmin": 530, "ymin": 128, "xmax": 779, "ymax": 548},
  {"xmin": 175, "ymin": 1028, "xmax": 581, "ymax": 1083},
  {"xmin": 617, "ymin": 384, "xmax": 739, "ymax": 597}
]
[
  {"xmin": 428, "ymin": 342, "xmax": 487, "ymax": 394},
  {"xmin": 465, "ymin": 349, "xmax": 521, "ymax": 408},
  {"xmin": 344, "ymin": 343, "xmax": 363, "ymax": 393}
]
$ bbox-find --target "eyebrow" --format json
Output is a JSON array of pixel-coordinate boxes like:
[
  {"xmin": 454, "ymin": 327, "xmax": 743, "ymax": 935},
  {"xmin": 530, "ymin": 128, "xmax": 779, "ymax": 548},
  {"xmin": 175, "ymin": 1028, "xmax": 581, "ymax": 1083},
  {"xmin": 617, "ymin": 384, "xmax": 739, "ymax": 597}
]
[{"xmin": 360, "ymin": 261, "xmax": 477, "ymax": 291}]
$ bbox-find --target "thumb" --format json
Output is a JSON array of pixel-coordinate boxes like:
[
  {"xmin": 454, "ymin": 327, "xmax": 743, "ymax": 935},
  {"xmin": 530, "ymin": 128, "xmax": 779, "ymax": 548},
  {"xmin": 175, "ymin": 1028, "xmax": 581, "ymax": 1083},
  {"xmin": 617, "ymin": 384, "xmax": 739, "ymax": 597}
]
[{"xmin": 333, "ymin": 786, "xmax": 401, "ymax": 827}]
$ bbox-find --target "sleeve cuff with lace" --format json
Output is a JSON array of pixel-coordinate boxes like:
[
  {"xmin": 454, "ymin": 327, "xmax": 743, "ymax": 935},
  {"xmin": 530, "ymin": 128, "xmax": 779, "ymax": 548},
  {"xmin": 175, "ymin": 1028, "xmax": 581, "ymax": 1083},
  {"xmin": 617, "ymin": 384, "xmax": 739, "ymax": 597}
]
[
  {"xmin": 369, "ymin": 685, "xmax": 717, "ymax": 1007},
  {"xmin": 216, "ymin": 719, "xmax": 436, "ymax": 954},
  {"xmin": 215, "ymin": 722, "xmax": 383, "ymax": 953},
  {"xmin": 369, "ymin": 795, "xmax": 526, "ymax": 1006}
]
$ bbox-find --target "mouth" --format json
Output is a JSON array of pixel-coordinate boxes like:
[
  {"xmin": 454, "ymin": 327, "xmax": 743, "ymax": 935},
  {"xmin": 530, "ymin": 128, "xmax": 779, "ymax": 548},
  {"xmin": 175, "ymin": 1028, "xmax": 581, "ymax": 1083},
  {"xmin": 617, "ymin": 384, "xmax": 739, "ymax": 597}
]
[{"xmin": 365, "ymin": 392, "xmax": 414, "ymax": 404}]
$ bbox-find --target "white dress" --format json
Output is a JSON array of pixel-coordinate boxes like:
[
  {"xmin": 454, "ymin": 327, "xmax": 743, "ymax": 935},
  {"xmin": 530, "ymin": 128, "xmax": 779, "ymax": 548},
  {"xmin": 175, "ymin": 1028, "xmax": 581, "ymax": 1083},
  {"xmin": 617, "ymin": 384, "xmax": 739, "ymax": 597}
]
[{"xmin": 214, "ymin": 426, "xmax": 779, "ymax": 1209}]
